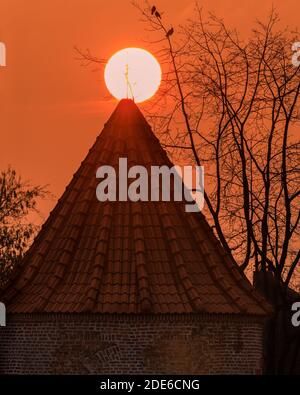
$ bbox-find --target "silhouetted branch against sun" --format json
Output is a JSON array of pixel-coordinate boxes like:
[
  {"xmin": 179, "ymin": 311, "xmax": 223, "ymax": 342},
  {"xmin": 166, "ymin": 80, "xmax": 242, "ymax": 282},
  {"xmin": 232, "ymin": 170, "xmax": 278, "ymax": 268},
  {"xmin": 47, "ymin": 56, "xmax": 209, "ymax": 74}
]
[
  {"xmin": 134, "ymin": 1, "xmax": 300, "ymax": 294},
  {"xmin": 74, "ymin": 45, "xmax": 107, "ymax": 71},
  {"xmin": 73, "ymin": 2, "xmax": 299, "ymax": 293}
]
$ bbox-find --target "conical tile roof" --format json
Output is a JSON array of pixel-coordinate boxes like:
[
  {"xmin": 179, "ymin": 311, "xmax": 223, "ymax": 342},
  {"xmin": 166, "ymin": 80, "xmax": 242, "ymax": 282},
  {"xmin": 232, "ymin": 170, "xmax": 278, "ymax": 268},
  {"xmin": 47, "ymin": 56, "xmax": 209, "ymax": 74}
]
[{"xmin": 2, "ymin": 99, "xmax": 271, "ymax": 315}]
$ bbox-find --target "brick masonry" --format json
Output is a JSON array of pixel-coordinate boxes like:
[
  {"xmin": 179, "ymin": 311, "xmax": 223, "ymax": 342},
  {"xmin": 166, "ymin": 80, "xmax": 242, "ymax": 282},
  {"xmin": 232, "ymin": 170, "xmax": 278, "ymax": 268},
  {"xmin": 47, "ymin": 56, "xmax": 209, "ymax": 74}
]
[{"xmin": 0, "ymin": 314, "xmax": 265, "ymax": 374}]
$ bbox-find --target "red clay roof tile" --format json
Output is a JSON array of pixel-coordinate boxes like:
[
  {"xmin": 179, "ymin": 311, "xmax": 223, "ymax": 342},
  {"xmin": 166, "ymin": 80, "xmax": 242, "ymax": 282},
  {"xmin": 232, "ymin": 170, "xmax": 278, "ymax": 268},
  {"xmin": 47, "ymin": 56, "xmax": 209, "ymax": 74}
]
[{"xmin": 1, "ymin": 99, "xmax": 272, "ymax": 315}]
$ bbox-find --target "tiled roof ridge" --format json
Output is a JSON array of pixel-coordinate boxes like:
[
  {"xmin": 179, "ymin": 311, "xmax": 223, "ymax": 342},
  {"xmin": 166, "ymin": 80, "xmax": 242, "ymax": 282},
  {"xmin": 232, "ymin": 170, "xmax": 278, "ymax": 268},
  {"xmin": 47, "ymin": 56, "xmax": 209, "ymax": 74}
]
[
  {"xmin": 1, "ymin": 148, "xmax": 103, "ymax": 304},
  {"xmin": 173, "ymin": 206, "xmax": 244, "ymax": 314},
  {"xmin": 1, "ymin": 99, "xmax": 272, "ymax": 315},
  {"xmin": 186, "ymin": 212, "xmax": 273, "ymax": 314}
]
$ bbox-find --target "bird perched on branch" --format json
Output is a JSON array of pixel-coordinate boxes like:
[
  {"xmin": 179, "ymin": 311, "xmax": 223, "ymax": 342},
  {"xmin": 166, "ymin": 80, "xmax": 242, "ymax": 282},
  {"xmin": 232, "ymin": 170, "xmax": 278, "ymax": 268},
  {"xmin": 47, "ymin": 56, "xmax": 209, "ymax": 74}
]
[
  {"xmin": 151, "ymin": 6, "xmax": 156, "ymax": 15},
  {"xmin": 155, "ymin": 10, "xmax": 161, "ymax": 19},
  {"xmin": 166, "ymin": 27, "xmax": 174, "ymax": 37}
]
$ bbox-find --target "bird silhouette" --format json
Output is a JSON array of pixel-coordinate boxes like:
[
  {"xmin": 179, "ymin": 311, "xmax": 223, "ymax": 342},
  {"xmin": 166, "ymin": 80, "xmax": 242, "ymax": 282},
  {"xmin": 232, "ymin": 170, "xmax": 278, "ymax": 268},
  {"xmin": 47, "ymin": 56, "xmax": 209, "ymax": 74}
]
[
  {"xmin": 155, "ymin": 11, "xmax": 161, "ymax": 19},
  {"xmin": 166, "ymin": 27, "xmax": 174, "ymax": 37},
  {"xmin": 151, "ymin": 6, "xmax": 156, "ymax": 15}
]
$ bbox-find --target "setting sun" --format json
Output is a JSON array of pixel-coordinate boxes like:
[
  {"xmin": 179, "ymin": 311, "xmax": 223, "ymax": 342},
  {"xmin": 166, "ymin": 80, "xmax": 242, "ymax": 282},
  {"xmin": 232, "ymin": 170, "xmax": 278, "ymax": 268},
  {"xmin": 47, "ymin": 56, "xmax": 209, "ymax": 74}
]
[{"xmin": 104, "ymin": 48, "xmax": 162, "ymax": 103}]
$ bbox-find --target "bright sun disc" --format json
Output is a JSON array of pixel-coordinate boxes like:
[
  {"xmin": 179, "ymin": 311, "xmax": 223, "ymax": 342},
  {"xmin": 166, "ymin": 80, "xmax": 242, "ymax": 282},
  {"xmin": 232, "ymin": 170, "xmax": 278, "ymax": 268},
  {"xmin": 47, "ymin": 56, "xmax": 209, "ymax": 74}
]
[{"xmin": 104, "ymin": 48, "xmax": 162, "ymax": 103}]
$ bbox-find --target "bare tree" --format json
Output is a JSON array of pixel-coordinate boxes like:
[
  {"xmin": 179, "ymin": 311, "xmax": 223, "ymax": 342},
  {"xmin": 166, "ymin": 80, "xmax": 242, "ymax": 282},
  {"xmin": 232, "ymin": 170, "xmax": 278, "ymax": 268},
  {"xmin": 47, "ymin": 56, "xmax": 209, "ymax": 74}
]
[
  {"xmin": 0, "ymin": 167, "xmax": 48, "ymax": 289},
  {"xmin": 129, "ymin": 2, "xmax": 300, "ymax": 374},
  {"xmin": 75, "ymin": 2, "xmax": 299, "ymax": 294},
  {"xmin": 132, "ymin": 2, "xmax": 300, "ymax": 297},
  {"xmin": 71, "ymin": 2, "xmax": 300, "ymax": 373}
]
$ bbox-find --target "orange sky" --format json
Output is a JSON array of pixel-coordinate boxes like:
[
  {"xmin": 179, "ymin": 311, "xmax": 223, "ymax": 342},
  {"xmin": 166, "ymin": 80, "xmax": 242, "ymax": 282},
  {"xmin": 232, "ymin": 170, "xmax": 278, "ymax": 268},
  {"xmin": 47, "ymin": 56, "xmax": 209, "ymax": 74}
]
[{"xmin": 0, "ymin": 0, "xmax": 299, "ymax": 223}]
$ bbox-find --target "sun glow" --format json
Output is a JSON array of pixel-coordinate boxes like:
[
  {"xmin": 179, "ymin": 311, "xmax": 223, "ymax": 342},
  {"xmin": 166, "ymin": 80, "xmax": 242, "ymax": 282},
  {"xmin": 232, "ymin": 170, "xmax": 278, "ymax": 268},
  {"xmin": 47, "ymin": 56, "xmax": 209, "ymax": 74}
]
[{"xmin": 104, "ymin": 48, "xmax": 162, "ymax": 103}]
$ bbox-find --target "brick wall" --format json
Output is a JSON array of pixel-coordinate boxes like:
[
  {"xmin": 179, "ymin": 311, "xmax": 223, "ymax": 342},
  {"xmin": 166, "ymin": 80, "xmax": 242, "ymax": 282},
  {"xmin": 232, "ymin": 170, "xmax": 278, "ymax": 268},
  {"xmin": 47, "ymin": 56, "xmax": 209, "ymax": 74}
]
[{"xmin": 0, "ymin": 314, "xmax": 264, "ymax": 374}]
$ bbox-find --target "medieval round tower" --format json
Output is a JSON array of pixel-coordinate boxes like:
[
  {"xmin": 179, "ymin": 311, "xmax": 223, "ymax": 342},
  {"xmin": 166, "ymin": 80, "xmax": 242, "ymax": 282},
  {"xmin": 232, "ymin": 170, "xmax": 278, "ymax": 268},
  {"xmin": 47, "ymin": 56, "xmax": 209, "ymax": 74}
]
[{"xmin": 0, "ymin": 100, "xmax": 271, "ymax": 374}]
